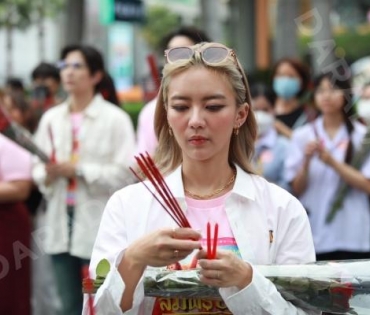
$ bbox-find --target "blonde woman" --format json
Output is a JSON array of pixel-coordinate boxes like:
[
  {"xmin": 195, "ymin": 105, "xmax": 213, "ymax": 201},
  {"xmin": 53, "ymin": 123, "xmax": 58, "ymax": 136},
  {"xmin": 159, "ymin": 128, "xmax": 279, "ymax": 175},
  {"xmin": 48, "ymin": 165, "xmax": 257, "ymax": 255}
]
[{"xmin": 85, "ymin": 43, "xmax": 317, "ymax": 315}]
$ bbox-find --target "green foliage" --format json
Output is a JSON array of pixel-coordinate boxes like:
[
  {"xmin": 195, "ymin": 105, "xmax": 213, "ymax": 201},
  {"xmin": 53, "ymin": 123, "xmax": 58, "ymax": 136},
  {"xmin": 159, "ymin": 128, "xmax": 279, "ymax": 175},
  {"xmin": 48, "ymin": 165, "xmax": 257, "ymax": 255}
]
[
  {"xmin": 122, "ymin": 102, "xmax": 144, "ymax": 131},
  {"xmin": 0, "ymin": 0, "xmax": 32, "ymax": 29},
  {"xmin": 0, "ymin": 0, "xmax": 65, "ymax": 28},
  {"xmin": 141, "ymin": 5, "xmax": 181, "ymax": 52},
  {"xmin": 298, "ymin": 29, "xmax": 370, "ymax": 64},
  {"xmin": 30, "ymin": 0, "xmax": 66, "ymax": 19}
]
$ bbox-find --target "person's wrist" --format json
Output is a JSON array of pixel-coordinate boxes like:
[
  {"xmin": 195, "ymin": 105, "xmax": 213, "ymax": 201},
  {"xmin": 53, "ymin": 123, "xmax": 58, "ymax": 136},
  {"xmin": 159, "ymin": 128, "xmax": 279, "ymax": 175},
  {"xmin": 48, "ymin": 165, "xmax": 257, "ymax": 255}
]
[
  {"xmin": 303, "ymin": 158, "xmax": 311, "ymax": 172},
  {"xmin": 236, "ymin": 262, "xmax": 253, "ymax": 290},
  {"xmin": 327, "ymin": 156, "xmax": 336, "ymax": 168},
  {"xmin": 124, "ymin": 246, "xmax": 147, "ymax": 271}
]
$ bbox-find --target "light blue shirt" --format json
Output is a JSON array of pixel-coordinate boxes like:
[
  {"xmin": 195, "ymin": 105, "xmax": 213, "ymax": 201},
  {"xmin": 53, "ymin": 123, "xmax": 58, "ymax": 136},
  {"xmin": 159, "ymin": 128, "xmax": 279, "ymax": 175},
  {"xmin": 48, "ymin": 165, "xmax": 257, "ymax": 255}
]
[{"xmin": 254, "ymin": 128, "xmax": 290, "ymax": 191}]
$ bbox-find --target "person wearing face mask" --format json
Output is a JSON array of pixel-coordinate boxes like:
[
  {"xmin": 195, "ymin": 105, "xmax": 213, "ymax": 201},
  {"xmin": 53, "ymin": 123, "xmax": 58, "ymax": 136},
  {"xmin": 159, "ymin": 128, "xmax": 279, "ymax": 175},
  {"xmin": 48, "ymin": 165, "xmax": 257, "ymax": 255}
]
[
  {"xmin": 251, "ymin": 83, "xmax": 289, "ymax": 190},
  {"xmin": 357, "ymin": 82, "xmax": 370, "ymax": 125},
  {"xmin": 272, "ymin": 58, "xmax": 317, "ymax": 138}
]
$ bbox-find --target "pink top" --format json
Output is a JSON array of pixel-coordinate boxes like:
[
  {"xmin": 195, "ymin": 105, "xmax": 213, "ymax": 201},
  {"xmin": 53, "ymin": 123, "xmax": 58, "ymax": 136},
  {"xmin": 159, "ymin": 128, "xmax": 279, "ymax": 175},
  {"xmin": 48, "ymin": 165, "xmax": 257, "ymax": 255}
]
[
  {"xmin": 136, "ymin": 98, "xmax": 158, "ymax": 156},
  {"xmin": 70, "ymin": 112, "xmax": 84, "ymax": 137},
  {"xmin": 152, "ymin": 192, "xmax": 239, "ymax": 315},
  {"xmin": 186, "ymin": 191, "xmax": 240, "ymax": 260},
  {"xmin": 178, "ymin": 192, "xmax": 238, "ymax": 266},
  {"xmin": 0, "ymin": 134, "xmax": 32, "ymax": 182}
]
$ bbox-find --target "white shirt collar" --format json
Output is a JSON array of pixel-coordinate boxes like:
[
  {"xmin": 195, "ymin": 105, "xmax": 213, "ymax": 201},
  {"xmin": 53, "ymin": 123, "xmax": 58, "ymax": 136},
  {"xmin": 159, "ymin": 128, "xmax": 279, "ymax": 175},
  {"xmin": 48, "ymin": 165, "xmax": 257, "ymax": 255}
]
[
  {"xmin": 61, "ymin": 94, "xmax": 105, "ymax": 118},
  {"xmin": 315, "ymin": 116, "xmax": 348, "ymax": 144}
]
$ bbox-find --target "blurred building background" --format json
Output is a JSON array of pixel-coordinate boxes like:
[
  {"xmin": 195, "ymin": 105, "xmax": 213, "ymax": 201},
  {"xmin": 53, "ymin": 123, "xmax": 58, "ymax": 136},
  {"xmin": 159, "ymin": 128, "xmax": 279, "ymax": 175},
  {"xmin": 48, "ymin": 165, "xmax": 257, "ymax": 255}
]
[{"xmin": 1, "ymin": 0, "xmax": 370, "ymax": 118}]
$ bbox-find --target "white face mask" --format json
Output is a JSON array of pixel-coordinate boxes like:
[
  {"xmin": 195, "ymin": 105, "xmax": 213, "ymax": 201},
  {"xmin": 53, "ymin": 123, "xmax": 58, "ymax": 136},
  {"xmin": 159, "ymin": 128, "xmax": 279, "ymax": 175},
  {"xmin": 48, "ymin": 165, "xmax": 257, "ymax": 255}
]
[
  {"xmin": 254, "ymin": 111, "xmax": 274, "ymax": 137},
  {"xmin": 357, "ymin": 100, "xmax": 370, "ymax": 125}
]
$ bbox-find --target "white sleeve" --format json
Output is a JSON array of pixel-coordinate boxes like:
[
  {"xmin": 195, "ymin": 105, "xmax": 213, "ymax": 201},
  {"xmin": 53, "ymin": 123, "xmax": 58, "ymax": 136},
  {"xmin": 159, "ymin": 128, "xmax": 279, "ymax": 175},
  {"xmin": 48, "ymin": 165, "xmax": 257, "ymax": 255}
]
[
  {"xmin": 219, "ymin": 270, "xmax": 320, "ymax": 315},
  {"xmin": 32, "ymin": 113, "xmax": 55, "ymax": 197},
  {"xmin": 82, "ymin": 191, "xmax": 145, "ymax": 315},
  {"xmin": 360, "ymin": 150, "xmax": 370, "ymax": 179},
  {"xmin": 219, "ymin": 196, "xmax": 319, "ymax": 315},
  {"xmin": 79, "ymin": 112, "xmax": 136, "ymax": 194},
  {"xmin": 284, "ymin": 129, "xmax": 307, "ymax": 183}
]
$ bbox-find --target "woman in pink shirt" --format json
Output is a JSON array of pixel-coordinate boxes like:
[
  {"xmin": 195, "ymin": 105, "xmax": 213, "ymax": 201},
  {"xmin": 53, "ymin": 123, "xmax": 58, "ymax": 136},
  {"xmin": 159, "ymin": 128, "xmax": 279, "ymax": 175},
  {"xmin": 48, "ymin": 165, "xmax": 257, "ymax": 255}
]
[{"xmin": 0, "ymin": 133, "xmax": 32, "ymax": 315}]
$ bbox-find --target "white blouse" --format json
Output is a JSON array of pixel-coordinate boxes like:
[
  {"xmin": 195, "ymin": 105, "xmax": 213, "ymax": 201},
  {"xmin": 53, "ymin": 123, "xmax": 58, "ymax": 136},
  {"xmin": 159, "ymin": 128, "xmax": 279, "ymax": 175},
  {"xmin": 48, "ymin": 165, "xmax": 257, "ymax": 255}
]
[
  {"xmin": 84, "ymin": 165, "xmax": 318, "ymax": 315},
  {"xmin": 32, "ymin": 94, "xmax": 136, "ymax": 259},
  {"xmin": 285, "ymin": 117, "xmax": 370, "ymax": 254}
]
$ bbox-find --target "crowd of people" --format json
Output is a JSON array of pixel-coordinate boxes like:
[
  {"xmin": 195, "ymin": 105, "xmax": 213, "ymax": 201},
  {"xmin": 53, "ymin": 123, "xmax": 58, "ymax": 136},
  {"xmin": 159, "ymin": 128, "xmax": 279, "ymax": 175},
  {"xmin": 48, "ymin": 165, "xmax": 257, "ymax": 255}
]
[{"xmin": 0, "ymin": 25, "xmax": 370, "ymax": 315}]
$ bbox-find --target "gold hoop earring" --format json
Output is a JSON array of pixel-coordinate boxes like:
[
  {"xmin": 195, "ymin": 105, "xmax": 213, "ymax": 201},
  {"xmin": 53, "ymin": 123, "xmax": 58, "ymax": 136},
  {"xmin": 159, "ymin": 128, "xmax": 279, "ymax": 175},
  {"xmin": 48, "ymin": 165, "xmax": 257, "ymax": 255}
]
[{"xmin": 169, "ymin": 127, "xmax": 173, "ymax": 136}]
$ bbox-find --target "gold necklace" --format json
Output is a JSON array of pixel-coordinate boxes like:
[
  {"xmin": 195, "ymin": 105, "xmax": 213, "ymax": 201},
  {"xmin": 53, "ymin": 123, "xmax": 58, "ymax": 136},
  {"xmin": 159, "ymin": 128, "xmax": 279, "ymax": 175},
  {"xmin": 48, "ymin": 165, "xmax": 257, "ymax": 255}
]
[{"xmin": 184, "ymin": 169, "xmax": 237, "ymax": 200}]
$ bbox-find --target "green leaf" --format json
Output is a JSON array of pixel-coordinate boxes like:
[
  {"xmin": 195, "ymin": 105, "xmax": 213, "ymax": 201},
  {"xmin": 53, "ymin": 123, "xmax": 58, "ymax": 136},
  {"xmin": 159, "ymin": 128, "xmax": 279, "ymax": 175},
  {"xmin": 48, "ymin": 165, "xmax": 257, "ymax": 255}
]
[{"xmin": 96, "ymin": 259, "xmax": 111, "ymax": 278}]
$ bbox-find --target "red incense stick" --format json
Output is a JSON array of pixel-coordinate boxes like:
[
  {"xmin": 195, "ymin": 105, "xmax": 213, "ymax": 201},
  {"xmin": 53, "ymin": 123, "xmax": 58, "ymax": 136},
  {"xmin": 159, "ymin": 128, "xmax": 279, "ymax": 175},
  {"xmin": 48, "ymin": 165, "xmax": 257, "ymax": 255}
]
[
  {"xmin": 82, "ymin": 266, "xmax": 95, "ymax": 315},
  {"xmin": 212, "ymin": 223, "xmax": 219, "ymax": 259},
  {"xmin": 207, "ymin": 222, "xmax": 219, "ymax": 259},
  {"xmin": 48, "ymin": 124, "xmax": 56, "ymax": 163},
  {"xmin": 130, "ymin": 153, "xmax": 191, "ymax": 228},
  {"xmin": 147, "ymin": 54, "xmax": 161, "ymax": 92}
]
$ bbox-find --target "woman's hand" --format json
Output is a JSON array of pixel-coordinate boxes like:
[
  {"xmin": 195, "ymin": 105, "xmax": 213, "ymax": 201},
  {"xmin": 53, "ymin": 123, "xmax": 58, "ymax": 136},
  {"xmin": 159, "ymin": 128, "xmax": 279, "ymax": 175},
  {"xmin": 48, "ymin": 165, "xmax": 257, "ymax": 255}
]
[
  {"xmin": 197, "ymin": 250, "xmax": 253, "ymax": 290},
  {"xmin": 317, "ymin": 144, "xmax": 334, "ymax": 166},
  {"xmin": 124, "ymin": 228, "xmax": 202, "ymax": 269},
  {"xmin": 45, "ymin": 162, "xmax": 76, "ymax": 180},
  {"xmin": 304, "ymin": 141, "xmax": 319, "ymax": 161}
]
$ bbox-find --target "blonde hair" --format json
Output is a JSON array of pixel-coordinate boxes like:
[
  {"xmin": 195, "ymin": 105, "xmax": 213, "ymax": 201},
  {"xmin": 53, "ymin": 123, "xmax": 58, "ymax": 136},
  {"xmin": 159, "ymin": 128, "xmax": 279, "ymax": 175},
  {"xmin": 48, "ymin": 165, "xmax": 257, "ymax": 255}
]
[{"xmin": 154, "ymin": 42, "xmax": 257, "ymax": 174}]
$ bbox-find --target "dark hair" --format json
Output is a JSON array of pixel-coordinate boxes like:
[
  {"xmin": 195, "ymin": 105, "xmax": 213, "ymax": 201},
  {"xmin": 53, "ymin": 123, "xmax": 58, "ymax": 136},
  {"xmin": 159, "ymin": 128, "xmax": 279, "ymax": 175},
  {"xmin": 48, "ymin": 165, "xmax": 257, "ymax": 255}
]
[
  {"xmin": 6, "ymin": 91, "xmax": 36, "ymax": 132},
  {"xmin": 5, "ymin": 78, "xmax": 24, "ymax": 92},
  {"xmin": 99, "ymin": 73, "xmax": 120, "ymax": 106},
  {"xmin": 313, "ymin": 72, "xmax": 354, "ymax": 164},
  {"xmin": 6, "ymin": 91, "xmax": 28, "ymax": 113},
  {"xmin": 161, "ymin": 26, "xmax": 211, "ymax": 51},
  {"xmin": 31, "ymin": 62, "xmax": 60, "ymax": 82},
  {"xmin": 60, "ymin": 44, "xmax": 105, "ymax": 93},
  {"xmin": 250, "ymin": 83, "xmax": 276, "ymax": 108},
  {"xmin": 271, "ymin": 58, "xmax": 311, "ymax": 98}
]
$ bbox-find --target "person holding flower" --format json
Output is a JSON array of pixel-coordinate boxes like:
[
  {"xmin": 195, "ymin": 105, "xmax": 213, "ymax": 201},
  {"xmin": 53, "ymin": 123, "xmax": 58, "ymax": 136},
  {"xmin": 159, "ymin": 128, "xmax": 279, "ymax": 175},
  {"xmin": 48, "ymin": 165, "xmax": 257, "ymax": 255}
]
[
  {"xmin": 33, "ymin": 44, "xmax": 136, "ymax": 315},
  {"xmin": 85, "ymin": 42, "xmax": 317, "ymax": 315},
  {"xmin": 285, "ymin": 72, "xmax": 370, "ymax": 261}
]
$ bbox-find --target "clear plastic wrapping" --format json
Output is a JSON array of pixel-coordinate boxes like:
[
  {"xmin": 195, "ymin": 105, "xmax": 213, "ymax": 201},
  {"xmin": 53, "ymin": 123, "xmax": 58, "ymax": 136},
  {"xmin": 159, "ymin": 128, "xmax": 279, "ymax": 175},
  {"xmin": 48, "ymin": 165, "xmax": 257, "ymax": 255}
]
[{"xmin": 144, "ymin": 260, "xmax": 370, "ymax": 314}]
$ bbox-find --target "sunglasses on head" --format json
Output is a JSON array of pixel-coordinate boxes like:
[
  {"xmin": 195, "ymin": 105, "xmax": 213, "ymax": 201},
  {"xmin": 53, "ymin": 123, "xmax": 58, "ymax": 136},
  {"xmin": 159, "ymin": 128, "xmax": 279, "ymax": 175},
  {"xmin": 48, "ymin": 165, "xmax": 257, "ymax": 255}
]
[{"xmin": 164, "ymin": 43, "xmax": 248, "ymax": 101}]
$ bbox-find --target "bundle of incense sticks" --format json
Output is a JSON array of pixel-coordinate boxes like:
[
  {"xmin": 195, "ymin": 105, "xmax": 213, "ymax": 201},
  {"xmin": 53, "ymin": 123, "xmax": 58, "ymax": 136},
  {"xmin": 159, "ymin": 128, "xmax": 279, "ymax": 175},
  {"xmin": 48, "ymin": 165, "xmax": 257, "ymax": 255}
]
[
  {"xmin": 0, "ymin": 106, "xmax": 49, "ymax": 162},
  {"xmin": 130, "ymin": 153, "xmax": 191, "ymax": 228}
]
